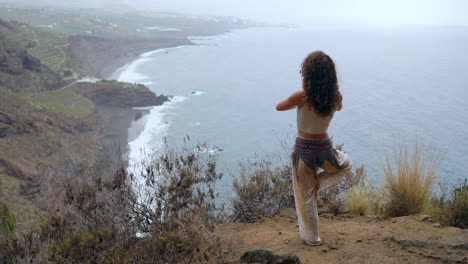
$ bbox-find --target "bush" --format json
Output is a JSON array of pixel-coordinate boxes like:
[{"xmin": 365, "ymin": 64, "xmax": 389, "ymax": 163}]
[
  {"xmin": 231, "ymin": 158, "xmax": 293, "ymax": 223},
  {"xmin": 1, "ymin": 140, "xmax": 227, "ymax": 263},
  {"xmin": 230, "ymin": 145, "xmax": 365, "ymax": 221},
  {"xmin": 63, "ymin": 70, "xmax": 73, "ymax": 77},
  {"xmin": 343, "ymin": 186, "xmax": 371, "ymax": 216},
  {"xmin": 432, "ymin": 179, "xmax": 468, "ymax": 229},
  {"xmin": 383, "ymin": 143, "xmax": 441, "ymax": 217}
]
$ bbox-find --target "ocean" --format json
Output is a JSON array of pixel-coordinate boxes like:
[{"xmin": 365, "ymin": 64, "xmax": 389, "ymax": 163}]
[{"xmin": 112, "ymin": 25, "xmax": 468, "ymax": 192}]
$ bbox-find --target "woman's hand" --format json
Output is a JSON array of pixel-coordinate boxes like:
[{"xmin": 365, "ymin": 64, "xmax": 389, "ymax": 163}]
[{"xmin": 276, "ymin": 91, "xmax": 305, "ymax": 111}]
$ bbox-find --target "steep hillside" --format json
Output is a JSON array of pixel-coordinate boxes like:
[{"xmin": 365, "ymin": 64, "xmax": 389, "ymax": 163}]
[
  {"xmin": 0, "ymin": 20, "xmax": 169, "ymax": 228},
  {"xmin": 0, "ymin": 19, "xmax": 65, "ymax": 93}
]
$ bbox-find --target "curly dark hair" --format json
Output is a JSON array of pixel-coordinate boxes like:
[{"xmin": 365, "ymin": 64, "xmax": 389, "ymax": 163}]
[{"xmin": 300, "ymin": 50, "xmax": 339, "ymax": 117}]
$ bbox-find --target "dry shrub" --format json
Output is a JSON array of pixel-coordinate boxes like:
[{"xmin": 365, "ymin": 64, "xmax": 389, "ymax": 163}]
[
  {"xmin": 367, "ymin": 187, "xmax": 387, "ymax": 218},
  {"xmin": 383, "ymin": 143, "xmax": 441, "ymax": 217},
  {"xmin": 343, "ymin": 186, "xmax": 371, "ymax": 216},
  {"xmin": 231, "ymin": 159, "xmax": 293, "ymax": 223},
  {"xmin": 1, "ymin": 139, "xmax": 227, "ymax": 263},
  {"xmin": 231, "ymin": 145, "xmax": 365, "ymax": 221}
]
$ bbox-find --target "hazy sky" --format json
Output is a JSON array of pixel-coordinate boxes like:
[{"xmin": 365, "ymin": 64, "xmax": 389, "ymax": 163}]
[{"xmin": 6, "ymin": 0, "xmax": 468, "ymax": 26}]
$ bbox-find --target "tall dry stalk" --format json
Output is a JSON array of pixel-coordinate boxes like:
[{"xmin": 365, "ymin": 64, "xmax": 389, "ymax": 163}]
[{"xmin": 384, "ymin": 143, "xmax": 442, "ymax": 217}]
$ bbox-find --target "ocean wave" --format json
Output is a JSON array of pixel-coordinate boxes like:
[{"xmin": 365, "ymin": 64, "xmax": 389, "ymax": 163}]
[
  {"xmin": 127, "ymin": 97, "xmax": 186, "ymax": 178},
  {"xmin": 117, "ymin": 57, "xmax": 151, "ymax": 82}
]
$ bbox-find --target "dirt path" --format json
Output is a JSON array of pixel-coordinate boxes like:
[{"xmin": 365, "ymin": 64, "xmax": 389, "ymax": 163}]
[
  {"xmin": 217, "ymin": 208, "xmax": 467, "ymax": 264},
  {"xmin": 57, "ymin": 81, "xmax": 77, "ymax": 91}
]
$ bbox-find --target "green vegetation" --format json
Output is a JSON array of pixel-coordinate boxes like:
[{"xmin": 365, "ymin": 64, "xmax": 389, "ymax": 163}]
[
  {"xmin": 99, "ymin": 79, "xmax": 146, "ymax": 89},
  {"xmin": 0, "ymin": 175, "xmax": 44, "ymax": 233},
  {"xmin": 6, "ymin": 21, "xmax": 69, "ymax": 73},
  {"xmin": 431, "ymin": 180, "xmax": 468, "ymax": 228},
  {"xmin": 0, "ymin": 5, "xmax": 196, "ymax": 39},
  {"xmin": 0, "ymin": 202, "xmax": 16, "ymax": 234},
  {"xmin": 30, "ymin": 27, "xmax": 68, "ymax": 72},
  {"xmin": 63, "ymin": 70, "xmax": 73, "ymax": 77},
  {"xmin": 17, "ymin": 90, "xmax": 93, "ymax": 117}
]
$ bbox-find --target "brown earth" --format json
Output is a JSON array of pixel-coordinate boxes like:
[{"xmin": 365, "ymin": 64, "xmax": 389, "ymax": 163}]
[{"xmin": 218, "ymin": 208, "xmax": 468, "ymax": 264}]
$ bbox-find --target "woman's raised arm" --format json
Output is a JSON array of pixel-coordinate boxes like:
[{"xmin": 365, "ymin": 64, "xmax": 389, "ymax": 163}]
[{"xmin": 275, "ymin": 91, "xmax": 305, "ymax": 111}]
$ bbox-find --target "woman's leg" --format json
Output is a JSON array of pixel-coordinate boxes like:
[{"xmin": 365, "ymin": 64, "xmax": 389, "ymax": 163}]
[
  {"xmin": 292, "ymin": 159, "xmax": 321, "ymax": 245},
  {"xmin": 317, "ymin": 149, "xmax": 353, "ymax": 191}
]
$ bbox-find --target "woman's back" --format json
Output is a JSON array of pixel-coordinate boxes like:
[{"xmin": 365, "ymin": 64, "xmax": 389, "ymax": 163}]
[{"xmin": 297, "ymin": 105, "xmax": 334, "ymax": 134}]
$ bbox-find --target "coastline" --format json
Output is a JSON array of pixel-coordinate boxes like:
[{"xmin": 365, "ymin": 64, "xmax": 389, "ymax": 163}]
[
  {"xmin": 99, "ymin": 42, "xmax": 194, "ymax": 80},
  {"xmin": 96, "ymin": 30, "xmax": 243, "ymax": 163},
  {"xmin": 87, "ymin": 40, "xmax": 194, "ymax": 162}
]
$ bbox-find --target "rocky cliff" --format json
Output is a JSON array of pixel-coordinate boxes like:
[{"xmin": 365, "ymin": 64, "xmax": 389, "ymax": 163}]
[
  {"xmin": 0, "ymin": 19, "xmax": 64, "ymax": 93},
  {"xmin": 0, "ymin": 20, "xmax": 169, "ymax": 218}
]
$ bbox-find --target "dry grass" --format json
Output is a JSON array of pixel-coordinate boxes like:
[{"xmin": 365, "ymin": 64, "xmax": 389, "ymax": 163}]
[
  {"xmin": 343, "ymin": 186, "xmax": 371, "ymax": 216},
  {"xmin": 384, "ymin": 143, "xmax": 442, "ymax": 217}
]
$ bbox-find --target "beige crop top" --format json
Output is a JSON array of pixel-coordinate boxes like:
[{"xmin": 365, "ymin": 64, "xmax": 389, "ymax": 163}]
[{"xmin": 297, "ymin": 105, "xmax": 334, "ymax": 134}]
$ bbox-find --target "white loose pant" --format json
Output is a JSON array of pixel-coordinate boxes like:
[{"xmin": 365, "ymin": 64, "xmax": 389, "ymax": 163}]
[{"xmin": 291, "ymin": 149, "xmax": 352, "ymax": 244}]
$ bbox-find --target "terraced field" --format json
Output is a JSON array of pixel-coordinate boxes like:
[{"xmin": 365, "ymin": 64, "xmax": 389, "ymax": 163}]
[{"xmin": 6, "ymin": 21, "xmax": 69, "ymax": 74}]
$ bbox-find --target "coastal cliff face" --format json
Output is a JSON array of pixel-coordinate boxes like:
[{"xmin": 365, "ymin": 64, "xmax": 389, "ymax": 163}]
[
  {"xmin": 73, "ymin": 81, "xmax": 169, "ymax": 107},
  {"xmin": 0, "ymin": 19, "xmax": 64, "ymax": 93},
  {"xmin": 67, "ymin": 35, "xmax": 192, "ymax": 78},
  {"xmin": 0, "ymin": 20, "xmax": 169, "ymax": 219}
]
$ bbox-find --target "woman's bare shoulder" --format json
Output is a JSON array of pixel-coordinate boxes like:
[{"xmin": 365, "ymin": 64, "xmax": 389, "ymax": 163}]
[{"xmin": 292, "ymin": 91, "xmax": 306, "ymax": 109}]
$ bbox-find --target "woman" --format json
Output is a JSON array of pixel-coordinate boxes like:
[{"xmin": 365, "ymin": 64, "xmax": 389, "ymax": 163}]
[{"xmin": 275, "ymin": 50, "xmax": 352, "ymax": 246}]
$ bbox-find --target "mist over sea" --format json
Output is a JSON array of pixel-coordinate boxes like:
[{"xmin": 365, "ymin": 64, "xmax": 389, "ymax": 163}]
[{"xmin": 113, "ymin": 25, "xmax": 468, "ymax": 191}]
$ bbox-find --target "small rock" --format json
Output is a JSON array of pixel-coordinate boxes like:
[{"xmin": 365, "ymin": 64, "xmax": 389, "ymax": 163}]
[
  {"xmin": 416, "ymin": 214, "xmax": 434, "ymax": 222},
  {"xmin": 432, "ymin": 223, "xmax": 441, "ymax": 228},
  {"xmin": 224, "ymin": 249, "xmax": 302, "ymax": 264},
  {"xmin": 278, "ymin": 231, "xmax": 282, "ymax": 235},
  {"xmin": 328, "ymin": 245, "xmax": 338, "ymax": 250},
  {"xmin": 355, "ymin": 239, "xmax": 362, "ymax": 243}
]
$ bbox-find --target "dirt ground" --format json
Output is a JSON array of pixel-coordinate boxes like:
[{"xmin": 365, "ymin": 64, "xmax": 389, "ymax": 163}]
[{"xmin": 217, "ymin": 208, "xmax": 468, "ymax": 264}]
